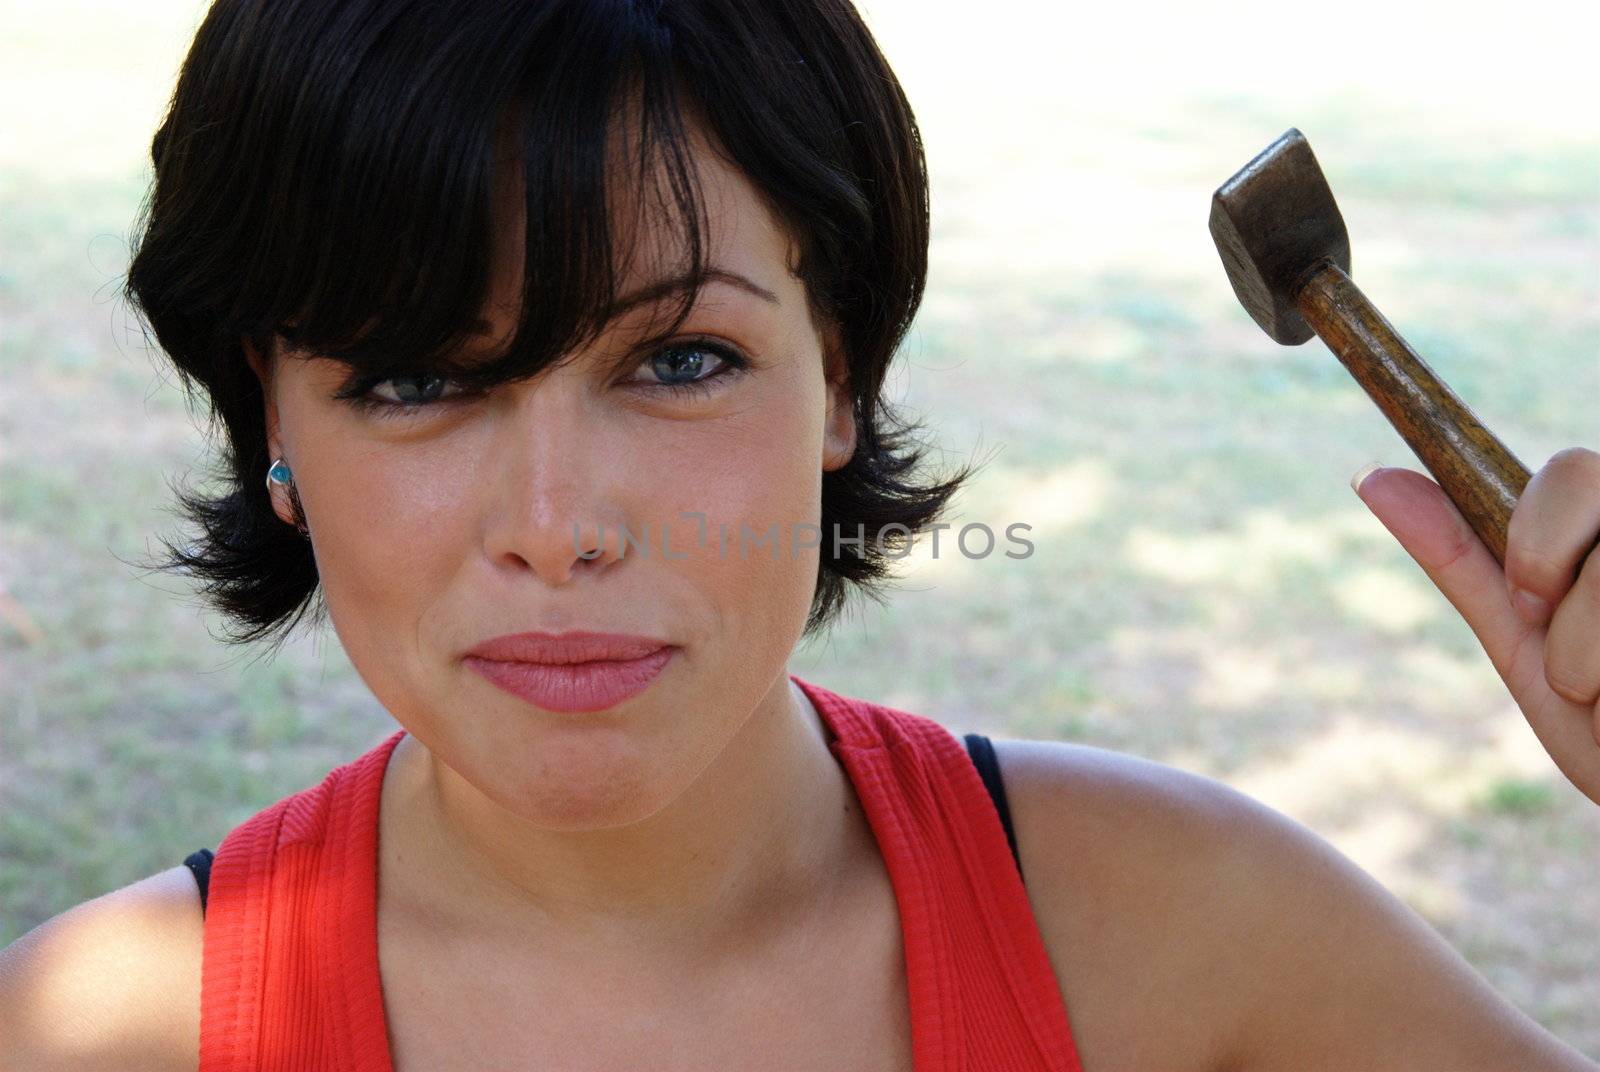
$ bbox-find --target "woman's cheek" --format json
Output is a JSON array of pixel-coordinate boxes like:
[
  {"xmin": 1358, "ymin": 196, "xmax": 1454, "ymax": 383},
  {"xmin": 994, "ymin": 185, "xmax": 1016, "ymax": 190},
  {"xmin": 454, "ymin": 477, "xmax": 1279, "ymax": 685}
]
[
  {"xmin": 307, "ymin": 436, "xmax": 475, "ymax": 669},
  {"xmin": 661, "ymin": 404, "xmax": 821, "ymax": 631}
]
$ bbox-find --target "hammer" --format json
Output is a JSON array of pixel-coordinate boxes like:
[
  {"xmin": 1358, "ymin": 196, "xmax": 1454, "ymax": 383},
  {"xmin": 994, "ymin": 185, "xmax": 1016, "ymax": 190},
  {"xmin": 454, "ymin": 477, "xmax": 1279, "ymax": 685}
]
[{"xmin": 1208, "ymin": 128, "xmax": 1532, "ymax": 566}]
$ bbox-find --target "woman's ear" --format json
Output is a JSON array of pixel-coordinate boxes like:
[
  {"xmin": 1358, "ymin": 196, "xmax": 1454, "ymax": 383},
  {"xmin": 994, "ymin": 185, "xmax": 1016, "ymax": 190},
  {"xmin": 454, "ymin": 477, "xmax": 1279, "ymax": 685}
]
[
  {"xmin": 242, "ymin": 335, "xmax": 295, "ymax": 526},
  {"xmin": 241, "ymin": 335, "xmax": 280, "ymax": 449},
  {"xmin": 819, "ymin": 322, "xmax": 856, "ymax": 472}
]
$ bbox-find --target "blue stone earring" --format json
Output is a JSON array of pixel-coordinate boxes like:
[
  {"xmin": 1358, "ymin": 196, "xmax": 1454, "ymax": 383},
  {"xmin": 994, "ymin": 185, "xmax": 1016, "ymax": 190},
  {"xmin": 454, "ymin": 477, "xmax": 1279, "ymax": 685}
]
[{"xmin": 266, "ymin": 457, "xmax": 311, "ymax": 539}]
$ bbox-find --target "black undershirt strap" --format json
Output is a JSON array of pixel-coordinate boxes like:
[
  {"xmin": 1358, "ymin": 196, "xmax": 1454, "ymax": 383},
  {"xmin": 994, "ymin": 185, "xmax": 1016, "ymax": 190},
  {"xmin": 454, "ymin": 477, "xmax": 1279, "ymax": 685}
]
[
  {"xmin": 183, "ymin": 847, "xmax": 214, "ymax": 917},
  {"xmin": 963, "ymin": 732, "xmax": 1024, "ymax": 884}
]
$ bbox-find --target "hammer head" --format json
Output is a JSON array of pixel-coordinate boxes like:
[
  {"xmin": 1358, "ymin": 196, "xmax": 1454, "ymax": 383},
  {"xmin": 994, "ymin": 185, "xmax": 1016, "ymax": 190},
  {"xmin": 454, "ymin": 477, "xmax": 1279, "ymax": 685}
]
[{"xmin": 1209, "ymin": 128, "xmax": 1350, "ymax": 345}]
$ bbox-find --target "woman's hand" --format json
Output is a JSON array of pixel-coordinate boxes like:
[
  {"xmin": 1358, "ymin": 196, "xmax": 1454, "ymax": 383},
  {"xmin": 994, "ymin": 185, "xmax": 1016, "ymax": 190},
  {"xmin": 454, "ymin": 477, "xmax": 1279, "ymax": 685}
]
[{"xmin": 1354, "ymin": 446, "xmax": 1600, "ymax": 804}]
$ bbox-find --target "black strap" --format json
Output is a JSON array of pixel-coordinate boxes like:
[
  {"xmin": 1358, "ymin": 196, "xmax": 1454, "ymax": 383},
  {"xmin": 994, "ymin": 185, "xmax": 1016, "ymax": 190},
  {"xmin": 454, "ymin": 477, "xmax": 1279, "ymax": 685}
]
[
  {"xmin": 184, "ymin": 847, "xmax": 214, "ymax": 917},
  {"xmin": 963, "ymin": 733, "xmax": 1024, "ymax": 884}
]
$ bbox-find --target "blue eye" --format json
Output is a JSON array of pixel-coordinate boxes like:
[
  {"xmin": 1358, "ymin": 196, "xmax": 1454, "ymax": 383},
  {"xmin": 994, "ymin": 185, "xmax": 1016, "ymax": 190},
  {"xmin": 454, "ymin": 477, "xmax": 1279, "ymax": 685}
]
[
  {"xmin": 370, "ymin": 373, "xmax": 461, "ymax": 406},
  {"xmin": 332, "ymin": 370, "xmax": 469, "ymax": 418},
  {"xmin": 629, "ymin": 338, "xmax": 749, "ymax": 398}
]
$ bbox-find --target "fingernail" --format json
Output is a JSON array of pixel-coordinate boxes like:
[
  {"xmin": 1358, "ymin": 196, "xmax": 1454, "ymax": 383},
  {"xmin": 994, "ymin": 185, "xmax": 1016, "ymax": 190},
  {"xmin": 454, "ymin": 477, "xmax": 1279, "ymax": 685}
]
[
  {"xmin": 1511, "ymin": 588, "xmax": 1550, "ymax": 625},
  {"xmin": 1350, "ymin": 461, "xmax": 1383, "ymax": 496}
]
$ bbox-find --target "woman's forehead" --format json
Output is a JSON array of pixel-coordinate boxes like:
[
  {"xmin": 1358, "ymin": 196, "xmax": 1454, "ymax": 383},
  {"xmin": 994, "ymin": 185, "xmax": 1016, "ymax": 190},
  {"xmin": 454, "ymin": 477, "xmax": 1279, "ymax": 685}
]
[{"xmin": 478, "ymin": 109, "xmax": 798, "ymax": 340}]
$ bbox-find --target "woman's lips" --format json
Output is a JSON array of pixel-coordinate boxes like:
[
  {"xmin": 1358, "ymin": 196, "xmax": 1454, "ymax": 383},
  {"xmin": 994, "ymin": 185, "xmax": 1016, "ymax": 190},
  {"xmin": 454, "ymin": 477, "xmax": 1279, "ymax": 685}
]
[
  {"xmin": 463, "ymin": 646, "xmax": 677, "ymax": 713},
  {"xmin": 465, "ymin": 630, "xmax": 671, "ymax": 664}
]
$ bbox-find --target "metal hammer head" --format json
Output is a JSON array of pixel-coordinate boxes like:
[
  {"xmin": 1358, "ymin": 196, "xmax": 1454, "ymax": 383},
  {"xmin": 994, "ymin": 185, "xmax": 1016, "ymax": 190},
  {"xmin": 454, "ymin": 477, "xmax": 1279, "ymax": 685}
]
[{"xmin": 1209, "ymin": 128, "xmax": 1350, "ymax": 345}]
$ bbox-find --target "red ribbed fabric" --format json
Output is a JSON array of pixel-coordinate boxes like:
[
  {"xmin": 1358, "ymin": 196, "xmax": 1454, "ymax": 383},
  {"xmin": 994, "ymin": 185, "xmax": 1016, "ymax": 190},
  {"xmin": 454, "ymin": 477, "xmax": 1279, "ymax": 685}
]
[{"xmin": 198, "ymin": 674, "xmax": 1086, "ymax": 1071}]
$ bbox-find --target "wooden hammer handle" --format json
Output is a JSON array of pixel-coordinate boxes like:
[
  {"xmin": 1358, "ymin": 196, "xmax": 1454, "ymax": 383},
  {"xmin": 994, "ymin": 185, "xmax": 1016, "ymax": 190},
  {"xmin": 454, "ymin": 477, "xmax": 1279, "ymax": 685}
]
[{"xmin": 1294, "ymin": 261, "xmax": 1531, "ymax": 567}]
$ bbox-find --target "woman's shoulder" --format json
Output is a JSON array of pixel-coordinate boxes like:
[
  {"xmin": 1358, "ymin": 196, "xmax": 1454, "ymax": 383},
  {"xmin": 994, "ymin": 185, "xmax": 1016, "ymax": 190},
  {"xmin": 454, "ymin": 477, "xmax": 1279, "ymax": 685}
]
[
  {"xmin": 990, "ymin": 737, "xmax": 1594, "ymax": 1072},
  {"xmin": 0, "ymin": 865, "xmax": 202, "ymax": 1071},
  {"xmin": 989, "ymin": 738, "xmax": 1263, "ymax": 1071}
]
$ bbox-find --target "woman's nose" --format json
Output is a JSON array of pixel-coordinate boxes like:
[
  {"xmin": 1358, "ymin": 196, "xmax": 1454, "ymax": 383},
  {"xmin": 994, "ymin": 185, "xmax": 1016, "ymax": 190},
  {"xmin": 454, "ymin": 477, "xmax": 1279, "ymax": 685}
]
[{"xmin": 479, "ymin": 384, "xmax": 627, "ymax": 586}]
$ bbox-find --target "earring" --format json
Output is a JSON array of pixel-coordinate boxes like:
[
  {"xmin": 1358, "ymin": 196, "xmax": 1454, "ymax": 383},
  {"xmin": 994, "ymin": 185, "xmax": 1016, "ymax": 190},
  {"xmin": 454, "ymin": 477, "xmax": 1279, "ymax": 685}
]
[{"xmin": 266, "ymin": 458, "xmax": 312, "ymax": 540}]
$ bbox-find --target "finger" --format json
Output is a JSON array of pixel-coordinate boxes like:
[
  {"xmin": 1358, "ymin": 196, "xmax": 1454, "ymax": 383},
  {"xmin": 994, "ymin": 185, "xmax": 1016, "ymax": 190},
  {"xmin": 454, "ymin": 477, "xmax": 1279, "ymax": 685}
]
[
  {"xmin": 1504, "ymin": 446, "xmax": 1600, "ymax": 625},
  {"xmin": 1542, "ymin": 544, "xmax": 1600, "ymax": 708}
]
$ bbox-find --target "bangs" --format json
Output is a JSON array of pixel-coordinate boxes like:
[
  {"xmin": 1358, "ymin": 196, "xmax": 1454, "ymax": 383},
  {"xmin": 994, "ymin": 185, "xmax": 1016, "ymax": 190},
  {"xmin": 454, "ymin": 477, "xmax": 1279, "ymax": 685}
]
[{"xmin": 246, "ymin": 4, "xmax": 716, "ymax": 392}]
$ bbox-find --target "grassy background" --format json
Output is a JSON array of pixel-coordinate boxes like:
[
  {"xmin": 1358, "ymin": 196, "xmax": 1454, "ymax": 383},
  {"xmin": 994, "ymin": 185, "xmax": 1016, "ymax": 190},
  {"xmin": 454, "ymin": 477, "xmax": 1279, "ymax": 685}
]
[{"xmin": 2, "ymin": 0, "xmax": 1597, "ymax": 1055}]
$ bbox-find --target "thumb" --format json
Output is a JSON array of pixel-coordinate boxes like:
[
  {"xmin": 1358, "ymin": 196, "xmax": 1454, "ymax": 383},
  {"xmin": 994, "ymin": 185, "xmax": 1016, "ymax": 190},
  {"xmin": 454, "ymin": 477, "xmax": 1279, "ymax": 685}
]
[{"xmin": 1351, "ymin": 463, "xmax": 1530, "ymax": 686}]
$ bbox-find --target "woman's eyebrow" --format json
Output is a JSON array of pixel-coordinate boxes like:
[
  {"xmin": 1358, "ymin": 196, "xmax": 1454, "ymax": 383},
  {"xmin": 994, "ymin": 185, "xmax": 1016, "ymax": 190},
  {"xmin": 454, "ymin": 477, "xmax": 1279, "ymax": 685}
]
[{"xmin": 469, "ymin": 268, "xmax": 779, "ymax": 336}]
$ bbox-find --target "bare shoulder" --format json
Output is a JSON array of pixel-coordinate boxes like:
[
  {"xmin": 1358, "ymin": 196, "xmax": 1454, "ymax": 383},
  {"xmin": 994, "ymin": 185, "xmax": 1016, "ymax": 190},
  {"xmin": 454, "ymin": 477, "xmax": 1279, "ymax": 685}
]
[
  {"xmin": 991, "ymin": 737, "xmax": 1598, "ymax": 1072},
  {"xmin": 0, "ymin": 866, "xmax": 203, "ymax": 1072}
]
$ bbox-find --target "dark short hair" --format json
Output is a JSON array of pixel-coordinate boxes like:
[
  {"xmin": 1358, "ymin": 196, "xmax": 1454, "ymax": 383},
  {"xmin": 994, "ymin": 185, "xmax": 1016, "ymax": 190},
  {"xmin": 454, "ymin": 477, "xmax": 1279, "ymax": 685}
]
[{"xmin": 124, "ymin": 0, "xmax": 978, "ymax": 652}]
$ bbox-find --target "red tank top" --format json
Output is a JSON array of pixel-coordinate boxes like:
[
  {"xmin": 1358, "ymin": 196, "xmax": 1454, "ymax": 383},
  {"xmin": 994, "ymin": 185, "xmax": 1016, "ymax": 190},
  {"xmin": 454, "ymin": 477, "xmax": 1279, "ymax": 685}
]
[{"xmin": 198, "ymin": 674, "xmax": 1086, "ymax": 1071}]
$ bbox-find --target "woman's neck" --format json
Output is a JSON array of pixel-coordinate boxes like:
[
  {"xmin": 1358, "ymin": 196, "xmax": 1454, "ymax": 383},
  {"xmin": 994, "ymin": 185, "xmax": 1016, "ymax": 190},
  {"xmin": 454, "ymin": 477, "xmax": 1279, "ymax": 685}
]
[{"xmin": 381, "ymin": 673, "xmax": 868, "ymax": 964}]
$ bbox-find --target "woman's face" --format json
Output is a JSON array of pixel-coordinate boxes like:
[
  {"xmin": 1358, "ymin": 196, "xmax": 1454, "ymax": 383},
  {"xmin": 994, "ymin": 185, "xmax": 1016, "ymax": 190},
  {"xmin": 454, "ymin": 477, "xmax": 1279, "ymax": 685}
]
[{"xmin": 250, "ymin": 112, "xmax": 856, "ymax": 828}]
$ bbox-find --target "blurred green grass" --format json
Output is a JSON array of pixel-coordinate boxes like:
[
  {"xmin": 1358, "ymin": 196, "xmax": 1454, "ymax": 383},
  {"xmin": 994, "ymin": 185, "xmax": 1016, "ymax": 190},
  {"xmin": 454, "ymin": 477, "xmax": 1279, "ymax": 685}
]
[{"xmin": 2, "ymin": 0, "xmax": 1597, "ymax": 1057}]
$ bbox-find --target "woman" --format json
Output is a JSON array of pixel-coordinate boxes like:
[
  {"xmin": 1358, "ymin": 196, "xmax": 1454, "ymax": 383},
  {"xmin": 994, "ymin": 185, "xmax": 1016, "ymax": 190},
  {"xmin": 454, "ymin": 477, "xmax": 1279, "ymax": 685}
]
[{"xmin": 2, "ymin": 1, "xmax": 1596, "ymax": 1069}]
